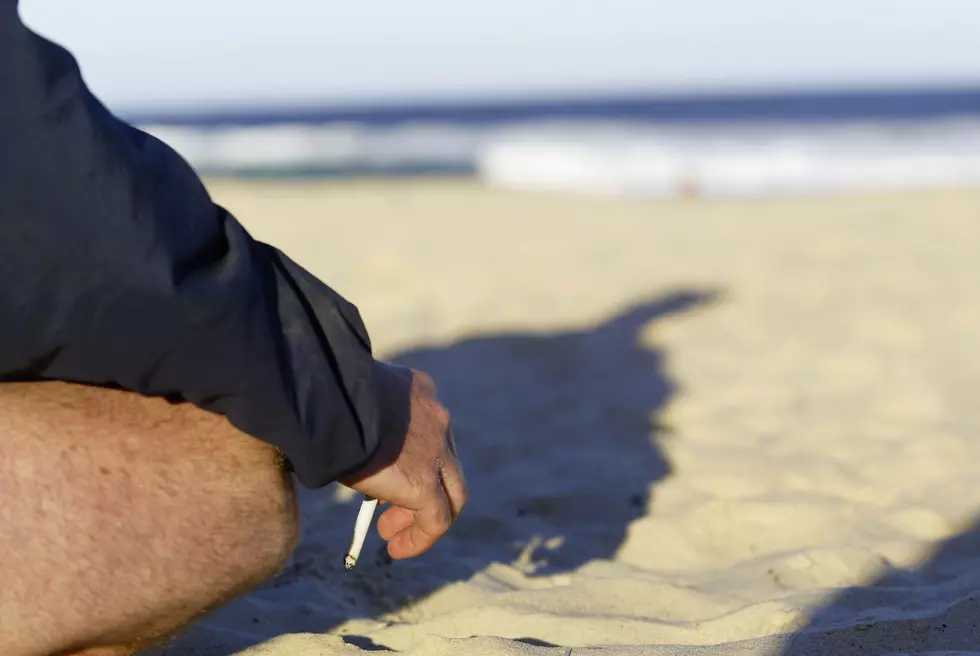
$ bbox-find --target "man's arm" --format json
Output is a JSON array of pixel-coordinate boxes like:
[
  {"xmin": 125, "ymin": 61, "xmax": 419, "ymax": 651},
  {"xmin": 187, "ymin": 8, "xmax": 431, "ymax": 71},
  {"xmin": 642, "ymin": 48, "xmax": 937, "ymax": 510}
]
[{"xmin": 0, "ymin": 1, "xmax": 379, "ymax": 488}]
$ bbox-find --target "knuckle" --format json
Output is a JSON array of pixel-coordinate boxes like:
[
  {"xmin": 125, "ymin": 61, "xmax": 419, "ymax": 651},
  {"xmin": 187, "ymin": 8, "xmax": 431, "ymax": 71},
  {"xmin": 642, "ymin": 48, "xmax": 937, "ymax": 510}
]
[
  {"xmin": 413, "ymin": 370, "xmax": 437, "ymax": 392},
  {"xmin": 432, "ymin": 403, "xmax": 451, "ymax": 429}
]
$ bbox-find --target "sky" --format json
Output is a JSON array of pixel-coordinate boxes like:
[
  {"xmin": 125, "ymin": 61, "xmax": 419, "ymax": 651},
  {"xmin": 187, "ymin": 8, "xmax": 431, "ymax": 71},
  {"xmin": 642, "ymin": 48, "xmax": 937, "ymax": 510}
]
[{"xmin": 19, "ymin": 0, "xmax": 980, "ymax": 111}]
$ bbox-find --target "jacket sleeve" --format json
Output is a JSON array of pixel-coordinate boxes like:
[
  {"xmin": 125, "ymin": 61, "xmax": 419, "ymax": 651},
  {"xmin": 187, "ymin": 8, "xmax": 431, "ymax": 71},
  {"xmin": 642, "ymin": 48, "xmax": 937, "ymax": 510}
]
[{"xmin": 0, "ymin": 2, "xmax": 380, "ymax": 489}]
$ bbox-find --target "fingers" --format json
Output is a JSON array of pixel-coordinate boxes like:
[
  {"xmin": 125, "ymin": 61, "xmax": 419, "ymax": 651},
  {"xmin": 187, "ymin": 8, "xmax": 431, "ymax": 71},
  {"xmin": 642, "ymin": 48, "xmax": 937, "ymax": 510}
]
[
  {"xmin": 381, "ymin": 484, "xmax": 467, "ymax": 560},
  {"xmin": 376, "ymin": 505, "xmax": 413, "ymax": 541},
  {"xmin": 386, "ymin": 484, "xmax": 454, "ymax": 559},
  {"xmin": 377, "ymin": 479, "xmax": 467, "ymax": 559},
  {"xmin": 378, "ymin": 466, "xmax": 455, "ymax": 559}
]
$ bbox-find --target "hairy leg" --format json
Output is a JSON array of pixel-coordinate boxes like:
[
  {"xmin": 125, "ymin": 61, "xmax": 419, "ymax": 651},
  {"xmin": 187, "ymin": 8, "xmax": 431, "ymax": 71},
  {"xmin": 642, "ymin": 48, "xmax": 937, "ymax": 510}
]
[{"xmin": 0, "ymin": 382, "xmax": 300, "ymax": 656}]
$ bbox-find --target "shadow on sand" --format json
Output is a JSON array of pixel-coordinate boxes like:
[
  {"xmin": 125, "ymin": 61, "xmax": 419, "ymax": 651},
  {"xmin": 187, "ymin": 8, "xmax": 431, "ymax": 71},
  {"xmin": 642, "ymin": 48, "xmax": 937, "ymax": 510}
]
[
  {"xmin": 777, "ymin": 515, "xmax": 980, "ymax": 655},
  {"xmin": 146, "ymin": 288, "xmax": 720, "ymax": 654}
]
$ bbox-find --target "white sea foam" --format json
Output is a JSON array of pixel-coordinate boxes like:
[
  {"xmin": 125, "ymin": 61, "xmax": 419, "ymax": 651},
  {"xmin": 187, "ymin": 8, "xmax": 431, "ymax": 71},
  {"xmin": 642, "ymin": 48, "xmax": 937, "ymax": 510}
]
[
  {"xmin": 477, "ymin": 119, "xmax": 980, "ymax": 197},
  {"xmin": 142, "ymin": 118, "xmax": 980, "ymax": 196}
]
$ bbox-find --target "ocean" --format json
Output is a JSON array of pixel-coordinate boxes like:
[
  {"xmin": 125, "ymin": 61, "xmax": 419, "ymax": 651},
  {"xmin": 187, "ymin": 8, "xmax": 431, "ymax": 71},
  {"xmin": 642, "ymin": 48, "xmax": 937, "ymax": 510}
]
[{"xmin": 129, "ymin": 86, "xmax": 980, "ymax": 197}]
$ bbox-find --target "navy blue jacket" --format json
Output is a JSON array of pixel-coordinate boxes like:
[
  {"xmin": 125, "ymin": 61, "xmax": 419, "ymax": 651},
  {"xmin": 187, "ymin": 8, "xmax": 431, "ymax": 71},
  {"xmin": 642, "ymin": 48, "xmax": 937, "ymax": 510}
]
[{"xmin": 0, "ymin": 1, "xmax": 379, "ymax": 489}]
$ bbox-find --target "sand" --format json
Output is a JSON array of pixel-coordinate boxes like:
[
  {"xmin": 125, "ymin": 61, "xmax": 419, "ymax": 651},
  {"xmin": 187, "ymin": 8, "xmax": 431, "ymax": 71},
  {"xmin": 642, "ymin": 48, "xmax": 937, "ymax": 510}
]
[{"xmin": 146, "ymin": 181, "xmax": 980, "ymax": 655}]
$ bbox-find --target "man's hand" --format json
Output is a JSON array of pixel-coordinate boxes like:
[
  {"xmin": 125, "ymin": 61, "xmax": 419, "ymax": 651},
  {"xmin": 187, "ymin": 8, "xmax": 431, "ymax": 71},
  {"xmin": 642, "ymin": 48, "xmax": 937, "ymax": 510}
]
[{"xmin": 340, "ymin": 361, "xmax": 467, "ymax": 560}]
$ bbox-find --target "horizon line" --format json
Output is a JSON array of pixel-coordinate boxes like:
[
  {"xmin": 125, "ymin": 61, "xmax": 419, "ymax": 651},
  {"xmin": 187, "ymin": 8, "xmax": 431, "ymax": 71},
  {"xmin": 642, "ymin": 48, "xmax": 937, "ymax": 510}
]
[{"xmin": 122, "ymin": 81, "xmax": 980, "ymax": 128}]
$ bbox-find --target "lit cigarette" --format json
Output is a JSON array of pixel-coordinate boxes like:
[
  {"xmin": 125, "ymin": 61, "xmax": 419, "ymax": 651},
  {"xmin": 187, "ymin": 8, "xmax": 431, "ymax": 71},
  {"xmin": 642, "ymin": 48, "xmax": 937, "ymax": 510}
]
[{"xmin": 344, "ymin": 496, "xmax": 379, "ymax": 570}]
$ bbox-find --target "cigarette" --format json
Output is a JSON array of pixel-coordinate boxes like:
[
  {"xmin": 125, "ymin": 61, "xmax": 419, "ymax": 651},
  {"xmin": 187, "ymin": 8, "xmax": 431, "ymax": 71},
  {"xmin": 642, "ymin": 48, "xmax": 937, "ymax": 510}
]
[{"xmin": 344, "ymin": 496, "xmax": 379, "ymax": 570}]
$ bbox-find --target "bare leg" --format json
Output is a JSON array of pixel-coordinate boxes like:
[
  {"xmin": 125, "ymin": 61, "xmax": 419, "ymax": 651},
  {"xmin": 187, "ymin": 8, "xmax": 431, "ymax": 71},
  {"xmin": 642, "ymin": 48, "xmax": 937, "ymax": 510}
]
[{"xmin": 0, "ymin": 382, "xmax": 300, "ymax": 656}]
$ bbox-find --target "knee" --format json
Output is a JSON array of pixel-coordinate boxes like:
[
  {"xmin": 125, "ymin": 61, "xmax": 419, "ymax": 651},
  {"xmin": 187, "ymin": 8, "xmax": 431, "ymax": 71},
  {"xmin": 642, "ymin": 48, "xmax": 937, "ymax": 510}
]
[
  {"xmin": 163, "ymin": 408, "xmax": 303, "ymax": 592},
  {"xmin": 227, "ymin": 448, "xmax": 301, "ymax": 583},
  {"xmin": 256, "ymin": 464, "xmax": 301, "ymax": 574}
]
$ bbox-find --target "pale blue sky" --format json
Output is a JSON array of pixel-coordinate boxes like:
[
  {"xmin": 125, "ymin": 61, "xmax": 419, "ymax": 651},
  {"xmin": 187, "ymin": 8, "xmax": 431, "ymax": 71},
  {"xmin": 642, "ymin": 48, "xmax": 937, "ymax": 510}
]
[{"xmin": 19, "ymin": 0, "xmax": 980, "ymax": 111}]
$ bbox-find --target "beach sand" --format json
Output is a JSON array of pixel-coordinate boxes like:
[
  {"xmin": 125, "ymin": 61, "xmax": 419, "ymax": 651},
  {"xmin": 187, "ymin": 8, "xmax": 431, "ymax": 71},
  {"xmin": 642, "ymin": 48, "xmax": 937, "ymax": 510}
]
[{"xmin": 146, "ymin": 181, "xmax": 980, "ymax": 655}]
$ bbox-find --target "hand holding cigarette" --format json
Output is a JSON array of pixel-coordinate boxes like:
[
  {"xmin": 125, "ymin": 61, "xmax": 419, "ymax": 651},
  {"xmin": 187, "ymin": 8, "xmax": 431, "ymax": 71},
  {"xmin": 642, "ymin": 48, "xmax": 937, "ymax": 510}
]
[{"xmin": 340, "ymin": 361, "xmax": 467, "ymax": 563}]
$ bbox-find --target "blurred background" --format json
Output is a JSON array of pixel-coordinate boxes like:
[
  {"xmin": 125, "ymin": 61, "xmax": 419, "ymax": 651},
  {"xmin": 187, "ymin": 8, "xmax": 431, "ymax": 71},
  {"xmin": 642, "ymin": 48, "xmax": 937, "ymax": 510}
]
[{"xmin": 21, "ymin": 0, "xmax": 980, "ymax": 196}]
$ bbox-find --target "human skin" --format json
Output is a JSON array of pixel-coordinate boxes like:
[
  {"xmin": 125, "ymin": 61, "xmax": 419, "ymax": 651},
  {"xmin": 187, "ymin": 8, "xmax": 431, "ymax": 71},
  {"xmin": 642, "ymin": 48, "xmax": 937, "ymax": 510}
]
[{"xmin": 0, "ymin": 362, "xmax": 465, "ymax": 655}]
